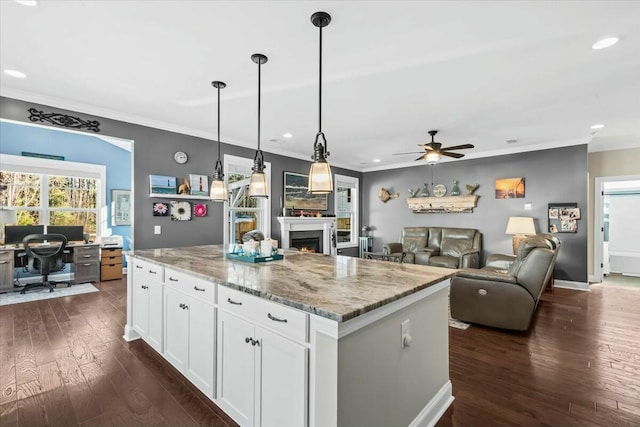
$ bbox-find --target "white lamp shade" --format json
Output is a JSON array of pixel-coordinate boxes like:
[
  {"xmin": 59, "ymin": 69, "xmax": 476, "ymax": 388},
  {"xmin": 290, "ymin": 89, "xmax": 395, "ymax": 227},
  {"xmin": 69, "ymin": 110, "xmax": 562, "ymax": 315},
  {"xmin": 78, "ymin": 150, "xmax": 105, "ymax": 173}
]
[
  {"xmin": 209, "ymin": 179, "xmax": 228, "ymax": 202},
  {"xmin": 308, "ymin": 161, "xmax": 333, "ymax": 194},
  {"xmin": 426, "ymin": 152, "xmax": 441, "ymax": 164},
  {"xmin": 505, "ymin": 216, "xmax": 536, "ymax": 235},
  {"xmin": 248, "ymin": 171, "xmax": 269, "ymax": 198}
]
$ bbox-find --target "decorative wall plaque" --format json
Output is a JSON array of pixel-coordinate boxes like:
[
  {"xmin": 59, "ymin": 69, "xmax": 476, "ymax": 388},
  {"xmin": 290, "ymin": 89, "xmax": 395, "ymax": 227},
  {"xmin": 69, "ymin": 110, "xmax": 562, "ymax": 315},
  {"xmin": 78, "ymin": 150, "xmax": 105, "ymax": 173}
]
[{"xmin": 28, "ymin": 108, "xmax": 101, "ymax": 132}]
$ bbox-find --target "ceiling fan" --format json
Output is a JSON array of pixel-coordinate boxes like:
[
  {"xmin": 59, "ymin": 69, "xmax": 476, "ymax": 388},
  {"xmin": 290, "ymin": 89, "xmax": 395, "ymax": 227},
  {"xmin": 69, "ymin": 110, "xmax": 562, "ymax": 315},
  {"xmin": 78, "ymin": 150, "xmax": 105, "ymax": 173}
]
[{"xmin": 394, "ymin": 130, "xmax": 474, "ymax": 163}]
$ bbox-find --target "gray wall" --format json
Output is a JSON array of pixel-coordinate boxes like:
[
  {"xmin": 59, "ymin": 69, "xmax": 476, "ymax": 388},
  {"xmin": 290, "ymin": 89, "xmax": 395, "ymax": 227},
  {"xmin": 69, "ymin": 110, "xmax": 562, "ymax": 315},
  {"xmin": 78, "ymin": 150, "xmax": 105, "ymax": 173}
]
[
  {"xmin": 362, "ymin": 145, "xmax": 588, "ymax": 282},
  {"xmin": 1, "ymin": 97, "xmax": 362, "ymax": 251}
]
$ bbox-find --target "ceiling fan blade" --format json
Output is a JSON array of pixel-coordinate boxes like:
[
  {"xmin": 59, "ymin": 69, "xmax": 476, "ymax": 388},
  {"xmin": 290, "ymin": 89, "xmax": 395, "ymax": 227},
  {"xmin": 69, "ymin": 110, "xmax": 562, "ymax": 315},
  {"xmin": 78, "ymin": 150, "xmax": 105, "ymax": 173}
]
[
  {"xmin": 415, "ymin": 154, "xmax": 428, "ymax": 161},
  {"xmin": 439, "ymin": 144, "xmax": 475, "ymax": 151},
  {"xmin": 393, "ymin": 151, "xmax": 424, "ymax": 155},
  {"xmin": 418, "ymin": 144, "xmax": 436, "ymax": 151},
  {"xmin": 440, "ymin": 151, "xmax": 465, "ymax": 159}
]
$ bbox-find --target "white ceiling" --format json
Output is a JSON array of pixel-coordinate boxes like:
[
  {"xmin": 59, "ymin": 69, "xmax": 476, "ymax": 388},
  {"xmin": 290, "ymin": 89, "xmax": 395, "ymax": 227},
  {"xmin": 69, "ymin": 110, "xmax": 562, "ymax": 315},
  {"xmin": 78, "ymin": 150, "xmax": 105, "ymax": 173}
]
[{"xmin": 1, "ymin": 1, "xmax": 639, "ymax": 172}]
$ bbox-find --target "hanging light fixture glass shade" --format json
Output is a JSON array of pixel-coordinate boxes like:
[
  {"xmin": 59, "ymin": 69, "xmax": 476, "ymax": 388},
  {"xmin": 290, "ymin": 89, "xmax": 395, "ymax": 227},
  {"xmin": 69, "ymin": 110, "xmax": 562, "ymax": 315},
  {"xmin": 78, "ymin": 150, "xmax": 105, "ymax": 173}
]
[
  {"xmin": 210, "ymin": 80, "xmax": 229, "ymax": 202},
  {"xmin": 249, "ymin": 53, "xmax": 269, "ymax": 198},
  {"xmin": 308, "ymin": 11, "xmax": 333, "ymax": 195},
  {"xmin": 425, "ymin": 152, "xmax": 441, "ymax": 164}
]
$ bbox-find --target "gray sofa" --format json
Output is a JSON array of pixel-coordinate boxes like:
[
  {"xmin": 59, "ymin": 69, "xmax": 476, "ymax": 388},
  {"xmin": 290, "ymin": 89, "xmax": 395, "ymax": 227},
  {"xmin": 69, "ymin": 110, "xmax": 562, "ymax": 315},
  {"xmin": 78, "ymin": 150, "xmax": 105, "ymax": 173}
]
[
  {"xmin": 383, "ymin": 227, "xmax": 482, "ymax": 269},
  {"xmin": 450, "ymin": 234, "xmax": 560, "ymax": 331}
]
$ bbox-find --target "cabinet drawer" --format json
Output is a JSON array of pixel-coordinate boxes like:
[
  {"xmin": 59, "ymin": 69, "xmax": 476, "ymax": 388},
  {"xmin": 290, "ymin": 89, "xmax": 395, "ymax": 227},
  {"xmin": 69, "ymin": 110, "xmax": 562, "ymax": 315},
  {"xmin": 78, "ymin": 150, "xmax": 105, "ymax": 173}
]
[
  {"xmin": 218, "ymin": 286, "xmax": 308, "ymax": 343},
  {"xmin": 164, "ymin": 267, "xmax": 214, "ymax": 305},
  {"xmin": 73, "ymin": 245, "xmax": 99, "ymax": 258},
  {"xmin": 131, "ymin": 258, "xmax": 164, "ymax": 282},
  {"xmin": 101, "ymin": 263, "xmax": 122, "ymax": 281},
  {"xmin": 101, "ymin": 255, "xmax": 123, "ymax": 265},
  {"xmin": 102, "ymin": 248, "xmax": 122, "ymax": 258},
  {"xmin": 74, "ymin": 261, "xmax": 100, "ymax": 283}
]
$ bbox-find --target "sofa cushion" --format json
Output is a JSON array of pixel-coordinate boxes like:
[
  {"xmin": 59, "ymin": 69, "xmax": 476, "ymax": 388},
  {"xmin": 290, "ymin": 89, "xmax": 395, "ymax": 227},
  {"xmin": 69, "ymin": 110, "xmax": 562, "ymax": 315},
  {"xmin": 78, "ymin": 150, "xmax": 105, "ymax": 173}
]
[
  {"xmin": 428, "ymin": 255, "xmax": 459, "ymax": 269},
  {"xmin": 441, "ymin": 238, "xmax": 472, "ymax": 258},
  {"xmin": 427, "ymin": 228, "xmax": 443, "ymax": 250}
]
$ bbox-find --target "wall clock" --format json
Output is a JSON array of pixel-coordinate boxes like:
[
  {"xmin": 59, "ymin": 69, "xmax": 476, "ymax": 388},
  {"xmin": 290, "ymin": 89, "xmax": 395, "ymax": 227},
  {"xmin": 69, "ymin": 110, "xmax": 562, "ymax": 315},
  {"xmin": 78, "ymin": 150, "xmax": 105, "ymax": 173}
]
[
  {"xmin": 433, "ymin": 184, "xmax": 447, "ymax": 197},
  {"xmin": 174, "ymin": 151, "xmax": 188, "ymax": 164}
]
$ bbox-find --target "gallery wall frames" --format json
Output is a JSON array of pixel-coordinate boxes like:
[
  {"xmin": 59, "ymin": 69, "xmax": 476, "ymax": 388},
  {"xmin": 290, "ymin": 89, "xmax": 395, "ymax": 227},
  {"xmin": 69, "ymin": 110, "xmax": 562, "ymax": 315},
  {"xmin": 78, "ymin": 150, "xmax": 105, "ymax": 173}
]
[{"xmin": 548, "ymin": 202, "xmax": 579, "ymax": 233}]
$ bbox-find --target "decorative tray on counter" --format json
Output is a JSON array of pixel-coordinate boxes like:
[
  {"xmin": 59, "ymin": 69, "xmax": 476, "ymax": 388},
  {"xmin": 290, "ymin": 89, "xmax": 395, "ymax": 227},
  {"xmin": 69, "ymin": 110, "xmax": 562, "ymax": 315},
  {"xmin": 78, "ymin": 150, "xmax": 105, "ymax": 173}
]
[{"xmin": 225, "ymin": 253, "xmax": 284, "ymax": 263}]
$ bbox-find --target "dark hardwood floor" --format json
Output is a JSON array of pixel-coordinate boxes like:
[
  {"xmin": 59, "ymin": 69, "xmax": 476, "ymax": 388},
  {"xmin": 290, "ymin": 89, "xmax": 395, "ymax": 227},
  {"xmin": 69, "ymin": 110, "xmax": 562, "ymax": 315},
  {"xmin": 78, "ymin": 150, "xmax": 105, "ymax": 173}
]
[{"xmin": 1, "ymin": 277, "xmax": 639, "ymax": 426}]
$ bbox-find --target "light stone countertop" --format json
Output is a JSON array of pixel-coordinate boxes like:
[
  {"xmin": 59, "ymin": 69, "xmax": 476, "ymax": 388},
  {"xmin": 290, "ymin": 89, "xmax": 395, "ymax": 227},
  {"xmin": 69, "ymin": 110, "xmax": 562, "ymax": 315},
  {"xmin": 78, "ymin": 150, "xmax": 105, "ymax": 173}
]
[{"xmin": 127, "ymin": 245, "xmax": 456, "ymax": 322}]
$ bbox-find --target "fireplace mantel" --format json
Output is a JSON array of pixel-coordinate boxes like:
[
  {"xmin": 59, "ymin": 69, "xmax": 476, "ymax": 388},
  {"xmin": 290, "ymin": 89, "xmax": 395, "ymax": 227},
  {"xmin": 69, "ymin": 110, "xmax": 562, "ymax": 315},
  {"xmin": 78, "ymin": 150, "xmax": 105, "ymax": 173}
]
[{"xmin": 277, "ymin": 216, "xmax": 336, "ymax": 255}]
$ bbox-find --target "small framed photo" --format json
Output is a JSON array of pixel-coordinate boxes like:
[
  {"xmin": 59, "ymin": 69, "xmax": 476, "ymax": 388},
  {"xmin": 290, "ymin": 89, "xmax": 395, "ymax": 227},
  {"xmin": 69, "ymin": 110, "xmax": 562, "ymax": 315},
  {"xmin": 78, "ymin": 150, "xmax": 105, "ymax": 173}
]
[
  {"xmin": 548, "ymin": 202, "xmax": 578, "ymax": 233},
  {"xmin": 153, "ymin": 202, "xmax": 169, "ymax": 216},
  {"xmin": 111, "ymin": 189, "xmax": 131, "ymax": 226},
  {"xmin": 189, "ymin": 174, "xmax": 209, "ymax": 196},
  {"xmin": 150, "ymin": 175, "xmax": 176, "ymax": 194},
  {"xmin": 171, "ymin": 201, "xmax": 192, "ymax": 221}
]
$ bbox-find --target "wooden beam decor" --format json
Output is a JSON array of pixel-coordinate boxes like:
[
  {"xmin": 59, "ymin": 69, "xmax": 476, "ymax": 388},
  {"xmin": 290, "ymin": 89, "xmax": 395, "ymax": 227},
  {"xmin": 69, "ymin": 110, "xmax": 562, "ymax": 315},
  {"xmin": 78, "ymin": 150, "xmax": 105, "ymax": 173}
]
[
  {"xmin": 27, "ymin": 108, "xmax": 101, "ymax": 132},
  {"xmin": 407, "ymin": 195, "xmax": 479, "ymax": 213}
]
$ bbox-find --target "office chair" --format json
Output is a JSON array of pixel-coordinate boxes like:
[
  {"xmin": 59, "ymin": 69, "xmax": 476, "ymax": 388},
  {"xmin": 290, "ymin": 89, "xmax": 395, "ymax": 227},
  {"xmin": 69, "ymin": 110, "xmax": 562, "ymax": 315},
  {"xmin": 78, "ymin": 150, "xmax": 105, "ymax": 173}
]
[{"xmin": 20, "ymin": 233, "xmax": 69, "ymax": 294}]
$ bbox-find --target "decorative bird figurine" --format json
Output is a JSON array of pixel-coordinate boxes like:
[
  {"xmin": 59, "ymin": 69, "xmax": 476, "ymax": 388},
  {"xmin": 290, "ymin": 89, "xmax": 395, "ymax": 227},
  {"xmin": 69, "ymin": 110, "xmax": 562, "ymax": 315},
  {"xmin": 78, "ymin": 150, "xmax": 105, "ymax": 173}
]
[
  {"xmin": 465, "ymin": 183, "xmax": 479, "ymax": 195},
  {"xmin": 378, "ymin": 188, "xmax": 399, "ymax": 203},
  {"xmin": 408, "ymin": 188, "xmax": 419, "ymax": 198}
]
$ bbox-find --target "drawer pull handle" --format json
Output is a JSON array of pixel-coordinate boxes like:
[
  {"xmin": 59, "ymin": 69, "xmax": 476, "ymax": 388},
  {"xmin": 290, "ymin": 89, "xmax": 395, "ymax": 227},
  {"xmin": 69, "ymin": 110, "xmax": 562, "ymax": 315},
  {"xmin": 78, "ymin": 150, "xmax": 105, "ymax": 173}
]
[
  {"xmin": 136, "ymin": 265, "xmax": 143, "ymax": 269},
  {"xmin": 83, "ymin": 255, "xmax": 92, "ymax": 258},
  {"xmin": 149, "ymin": 270, "xmax": 157, "ymax": 274},
  {"xmin": 0, "ymin": 261, "xmax": 8, "ymax": 264},
  {"xmin": 194, "ymin": 286, "xmax": 205, "ymax": 292},
  {"xmin": 179, "ymin": 303, "xmax": 189, "ymax": 310},
  {"xmin": 253, "ymin": 339, "xmax": 260, "ymax": 347},
  {"xmin": 141, "ymin": 285, "xmax": 148, "ymax": 290},
  {"xmin": 267, "ymin": 313, "xmax": 288, "ymax": 323},
  {"xmin": 245, "ymin": 337, "xmax": 259, "ymax": 346},
  {"xmin": 245, "ymin": 337, "xmax": 251, "ymax": 343},
  {"xmin": 169, "ymin": 277, "xmax": 178, "ymax": 282},
  {"xmin": 83, "ymin": 263, "xmax": 92, "ymax": 266},
  {"xmin": 227, "ymin": 298, "xmax": 242, "ymax": 305}
]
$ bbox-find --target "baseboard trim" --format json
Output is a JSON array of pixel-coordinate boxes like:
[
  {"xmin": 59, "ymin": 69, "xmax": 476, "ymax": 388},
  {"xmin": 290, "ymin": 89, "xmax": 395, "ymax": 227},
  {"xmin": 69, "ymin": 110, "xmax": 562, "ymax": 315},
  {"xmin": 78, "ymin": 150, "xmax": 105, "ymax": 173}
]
[
  {"xmin": 555, "ymin": 280, "xmax": 590, "ymax": 291},
  {"xmin": 588, "ymin": 274, "xmax": 598, "ymax": 283},
  {"xmin": 123, "ymin": 325, "xmax": 141, "ymax": 342},
  {"xmin": 408, "ymin": 380, "xmax": 454, "ymax": 427}
]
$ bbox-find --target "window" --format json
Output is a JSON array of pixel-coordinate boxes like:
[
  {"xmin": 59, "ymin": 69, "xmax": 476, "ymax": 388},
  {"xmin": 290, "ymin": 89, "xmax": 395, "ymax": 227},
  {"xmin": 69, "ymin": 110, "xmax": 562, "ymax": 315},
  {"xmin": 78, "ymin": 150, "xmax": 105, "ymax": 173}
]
[
  {"xmin": 224, "ymin": 155, "xmax": 271, "ymax": 244},
  {"xmin": 334, "ymin": 174, "xmax": 359, "ymax": 249},
  {"xmin": 0, "ymin": 154, "xmax": 105, "ymax": 239}
]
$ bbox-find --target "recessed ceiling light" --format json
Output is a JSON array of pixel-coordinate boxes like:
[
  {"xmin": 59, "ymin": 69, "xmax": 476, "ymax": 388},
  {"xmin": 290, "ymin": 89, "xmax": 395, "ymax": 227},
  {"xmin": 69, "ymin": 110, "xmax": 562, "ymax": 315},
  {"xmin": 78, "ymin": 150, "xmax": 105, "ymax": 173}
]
[
  {"xmin": 592, "ymin": 37, "xmax": 619, "ymax": 50},
  {"xmin": 590, "ymin": 124, "xmax": 605, "ymax": 130},
  {"xmin": 373, "ymin": 159, "xmax": 381, "ymax": 163},
  {"xmin": 4, "ymin": 69, "xmax": 26, "ymax": 78},
  {"xmin": 282, "ymin": 133, "xmax": 293, "ymax": 139},
  {"xmin": 14, "ymin": 0, "xmax": 38, "ymax": 6},
  {"xmin": 506, "ymin": 139, "xmax": 518, "ymax": 144}
]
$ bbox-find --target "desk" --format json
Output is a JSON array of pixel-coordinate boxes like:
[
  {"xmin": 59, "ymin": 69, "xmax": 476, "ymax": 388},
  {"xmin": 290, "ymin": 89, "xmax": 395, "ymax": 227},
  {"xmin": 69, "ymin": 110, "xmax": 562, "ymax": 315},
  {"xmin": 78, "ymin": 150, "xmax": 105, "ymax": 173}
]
[{"xmin": 0, "ymin": 243, "xmax": 100, "ymax": 292}]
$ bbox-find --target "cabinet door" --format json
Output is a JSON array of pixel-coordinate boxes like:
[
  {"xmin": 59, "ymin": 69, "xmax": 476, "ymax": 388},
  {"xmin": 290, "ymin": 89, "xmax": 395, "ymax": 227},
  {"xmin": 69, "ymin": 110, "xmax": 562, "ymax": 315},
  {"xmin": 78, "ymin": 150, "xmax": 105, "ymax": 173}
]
[
  {"xmin": 217, "ymin": 310, "xmax": 255, "ymax": 427},
  {"xmin": 0, "ymin": 251, "xmax": 15, "ymax": 293},
  {"xmin": 257, "ymin": 327, "xmax": 308, "ymax": 427},
  {"xmin": 164, "ymin": 286, "xmax": 189, "ymax": 372},
  {"xmin": 132, "ymin": 279, "xmax": 149, "ymax": 337},
  {"xmin": 186, "ymin": 297, "xmax": 215, "ymax": 399},
  {"xmin": 146, "ymin": 280, "xmax": 163, "ymax": 353}
]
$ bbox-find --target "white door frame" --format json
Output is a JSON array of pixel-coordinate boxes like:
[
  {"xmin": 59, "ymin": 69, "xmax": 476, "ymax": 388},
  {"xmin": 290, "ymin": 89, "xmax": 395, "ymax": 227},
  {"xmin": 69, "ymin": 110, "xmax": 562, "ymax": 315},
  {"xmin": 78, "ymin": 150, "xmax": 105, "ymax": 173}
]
[{"xmin": 593, "ymin": 174, "xmax": 640, "ymax": 282}]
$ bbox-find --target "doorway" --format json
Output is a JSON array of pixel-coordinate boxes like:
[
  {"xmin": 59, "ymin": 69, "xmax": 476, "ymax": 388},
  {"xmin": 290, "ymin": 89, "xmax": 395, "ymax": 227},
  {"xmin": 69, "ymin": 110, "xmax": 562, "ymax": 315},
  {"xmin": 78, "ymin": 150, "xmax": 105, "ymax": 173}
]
[{"xmin": 594, "ymin": 175, "xmax": 640, "ymax": 284}]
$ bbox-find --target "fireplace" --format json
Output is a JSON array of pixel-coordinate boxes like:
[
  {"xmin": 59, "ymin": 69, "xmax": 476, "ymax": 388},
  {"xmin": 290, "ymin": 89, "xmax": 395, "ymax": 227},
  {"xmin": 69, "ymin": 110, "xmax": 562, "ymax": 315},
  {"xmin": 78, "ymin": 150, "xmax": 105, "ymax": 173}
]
[
  {"xmin": 277, "ymin": 216, "xmax": 336, "ymax": 255},
  {"xmin": 290, "ymin": 230, "xmax": 322, "ymax": 253}
]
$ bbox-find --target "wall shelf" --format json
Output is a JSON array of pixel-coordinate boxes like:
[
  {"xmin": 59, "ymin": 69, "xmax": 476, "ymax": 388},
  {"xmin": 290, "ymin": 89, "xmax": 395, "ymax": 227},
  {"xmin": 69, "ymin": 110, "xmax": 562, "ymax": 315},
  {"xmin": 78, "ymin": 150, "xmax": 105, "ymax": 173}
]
[
  {"xmin": 407, "ymin": 195, "xmax": 479, "ymax": 213},
  {"xmin": 149, "ymin": 193, "xmax": 211, "ymax": 200}
]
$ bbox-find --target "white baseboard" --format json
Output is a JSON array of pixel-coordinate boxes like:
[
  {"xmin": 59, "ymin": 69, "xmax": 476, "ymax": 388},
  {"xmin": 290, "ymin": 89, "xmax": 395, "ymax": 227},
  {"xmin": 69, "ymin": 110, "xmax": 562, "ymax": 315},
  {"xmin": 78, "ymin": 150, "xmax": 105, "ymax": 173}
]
[
  {"xmin": 588, "ymin": 274, "xmax": 599, "ymax": 283},
  {"xmin": 408, "ymin": 380, "xmax": 454, "ymax": 427},
  {"xmin": 555, "ymin": 280, "xmax": 590, "ymax": 291}
]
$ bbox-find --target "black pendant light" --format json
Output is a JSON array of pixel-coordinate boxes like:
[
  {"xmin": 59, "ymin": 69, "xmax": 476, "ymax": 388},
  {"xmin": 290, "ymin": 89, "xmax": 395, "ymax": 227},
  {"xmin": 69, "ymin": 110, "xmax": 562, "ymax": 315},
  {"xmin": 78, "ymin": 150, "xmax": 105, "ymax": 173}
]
[
  {"xmin": 210, "ymin": 80, "xmax": 229, "ymax": 202},
  {"xmin": 248, "ymin": 53, "xmax": 269, "ymax": 198},
  {"xmin": 308, "ymin": 11, "xmax": 333, "ymax": 195}
]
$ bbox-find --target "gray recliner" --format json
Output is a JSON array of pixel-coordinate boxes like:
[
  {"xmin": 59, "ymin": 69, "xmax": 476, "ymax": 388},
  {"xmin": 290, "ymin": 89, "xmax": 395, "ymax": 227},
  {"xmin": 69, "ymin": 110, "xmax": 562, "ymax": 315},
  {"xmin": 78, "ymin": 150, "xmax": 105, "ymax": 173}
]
[{"xmin": 450, "ymin": 234, "xmax": 560, "ymax": 331}]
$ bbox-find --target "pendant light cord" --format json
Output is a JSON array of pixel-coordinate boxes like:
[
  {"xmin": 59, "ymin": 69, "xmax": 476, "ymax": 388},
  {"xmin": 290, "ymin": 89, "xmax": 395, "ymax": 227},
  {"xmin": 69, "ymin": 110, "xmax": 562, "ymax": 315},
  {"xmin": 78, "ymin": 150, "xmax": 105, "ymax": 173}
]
[
  {"xmin": 315, "ymin": 23, "xmax": 328, "ymax": 155},
  {"xmin": 217, "ymin": 85, "xmax": 221, "ymax": 162},
  {"xmin": 258, "ymin": 59, "xmax": 262, "ymax": 154}
]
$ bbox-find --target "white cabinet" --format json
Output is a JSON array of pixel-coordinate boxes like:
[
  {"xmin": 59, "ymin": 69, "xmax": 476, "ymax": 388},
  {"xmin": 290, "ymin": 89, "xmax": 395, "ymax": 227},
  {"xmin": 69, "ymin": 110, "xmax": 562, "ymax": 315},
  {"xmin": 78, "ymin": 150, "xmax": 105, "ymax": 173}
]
[
  {"xmin": 164, "ymin": 271, "xmax": 215, "ymax": 399},
  {"xmin": 131, "ymin": 259, "xmax": 163, "ymax": 353},
  {"xmin": 217, "ymin": 287, "xmax": 308, "ymax": 427}
]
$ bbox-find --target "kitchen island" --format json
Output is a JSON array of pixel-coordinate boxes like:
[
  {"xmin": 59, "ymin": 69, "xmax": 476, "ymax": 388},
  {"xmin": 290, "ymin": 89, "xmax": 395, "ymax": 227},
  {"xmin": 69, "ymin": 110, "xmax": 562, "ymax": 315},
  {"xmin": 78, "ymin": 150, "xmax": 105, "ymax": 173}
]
[{"xmin": 124, "ymin": 245, "xmax": 455, "ymax": 427}]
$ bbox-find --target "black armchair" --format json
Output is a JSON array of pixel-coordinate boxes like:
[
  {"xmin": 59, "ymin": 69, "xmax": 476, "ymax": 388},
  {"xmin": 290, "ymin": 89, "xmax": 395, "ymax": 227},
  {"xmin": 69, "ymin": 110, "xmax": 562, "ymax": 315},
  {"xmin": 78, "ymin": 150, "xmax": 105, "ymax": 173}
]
[{"xmin": 21, "ymin": 233, "xmax": 69, "ymax": 294}]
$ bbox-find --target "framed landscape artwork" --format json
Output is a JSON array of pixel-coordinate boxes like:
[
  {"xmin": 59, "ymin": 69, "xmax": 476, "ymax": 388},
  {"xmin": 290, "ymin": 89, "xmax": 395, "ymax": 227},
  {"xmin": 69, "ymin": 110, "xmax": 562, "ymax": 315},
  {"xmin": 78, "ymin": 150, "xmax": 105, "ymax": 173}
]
[
  {"xmin": 283, "ymin": 171, "xmax": 328, "ymax": 210},
  {"xmin": 495, "ymin": 177, "xmax": 525, "ymax": 199}
]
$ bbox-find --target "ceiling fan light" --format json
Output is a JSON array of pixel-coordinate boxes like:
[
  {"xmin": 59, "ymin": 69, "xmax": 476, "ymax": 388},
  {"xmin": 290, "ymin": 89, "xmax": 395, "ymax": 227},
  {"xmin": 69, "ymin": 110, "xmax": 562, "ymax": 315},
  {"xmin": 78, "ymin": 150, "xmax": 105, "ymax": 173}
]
[{"xmin": 426, "ymin": 152, "xmax": 441, "ymax": 164}]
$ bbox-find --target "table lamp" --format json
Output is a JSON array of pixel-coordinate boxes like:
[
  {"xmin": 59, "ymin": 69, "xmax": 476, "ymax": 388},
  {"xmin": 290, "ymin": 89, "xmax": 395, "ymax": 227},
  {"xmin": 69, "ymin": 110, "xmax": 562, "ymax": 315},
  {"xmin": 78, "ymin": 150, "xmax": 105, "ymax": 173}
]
[
  {"xmin": 505, "ymin": 216, "xmax": 536, "ymax": 254},
  {"xmin": 0, "ymin": 208, "xmax": 18, "ymax": 245}
]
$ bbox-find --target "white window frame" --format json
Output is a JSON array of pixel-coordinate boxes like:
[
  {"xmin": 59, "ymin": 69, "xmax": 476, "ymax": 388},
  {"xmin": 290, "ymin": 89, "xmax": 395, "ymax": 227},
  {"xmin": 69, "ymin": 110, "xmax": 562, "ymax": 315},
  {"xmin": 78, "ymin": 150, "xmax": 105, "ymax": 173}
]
[
  {"xmin": 0, "ymin": 154, "xmax": 106, "ymax": 238},
  {"xmin": 223, "ymin": 154, "xmax": 272, "ymax": 244},
  {"xmin": 334, "ymin": 174, "xmax": 359, "ymax": 249}
]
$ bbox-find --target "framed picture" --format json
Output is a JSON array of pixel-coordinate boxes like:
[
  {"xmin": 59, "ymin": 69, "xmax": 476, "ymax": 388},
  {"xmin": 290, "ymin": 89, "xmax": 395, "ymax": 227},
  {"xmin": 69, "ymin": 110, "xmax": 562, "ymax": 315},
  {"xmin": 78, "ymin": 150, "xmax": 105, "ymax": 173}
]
[
  {"xmin": 150, "ymin": 175, "xmax": 176, "ymax": 194},
  {"xmin": 171, "ymin": 201, "xmax": 192, "ymax": 221},
  {"xmin": 189, "ymin": 174, "xmax": 209, "ymax": 196},
  {"xmin": 112, "ymin": 189, "xmax": 131, "ymax": 226},
  {"xmin": 283, "ymin": 171, "xmax": 328, "ymax": 210},
  {"xmin": 495, "ymin": 177, "xmax": 525, "ymax": 199},
  {"xmin": 549, "ymin": 203, "xmax": 578, "ymax": 233},
  {"xmin": 153, "ymin": 202, "xmax": 169, "ymax": 216}
]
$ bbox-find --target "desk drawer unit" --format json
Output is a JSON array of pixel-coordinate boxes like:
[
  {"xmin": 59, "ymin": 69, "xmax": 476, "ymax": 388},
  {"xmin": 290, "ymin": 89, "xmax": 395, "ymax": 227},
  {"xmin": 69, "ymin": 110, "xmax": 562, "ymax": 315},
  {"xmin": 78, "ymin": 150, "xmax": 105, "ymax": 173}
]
[
  {"xmin": 73, "ymin": 245, "xmax": 100, "ymax": 283},
  {"xmin": 0, "ymin": 250, "xmax": 14, "ymax": 293},
  {"xmin": 101, "ymin": 247, "xmax": 123, "ymax": 281}
]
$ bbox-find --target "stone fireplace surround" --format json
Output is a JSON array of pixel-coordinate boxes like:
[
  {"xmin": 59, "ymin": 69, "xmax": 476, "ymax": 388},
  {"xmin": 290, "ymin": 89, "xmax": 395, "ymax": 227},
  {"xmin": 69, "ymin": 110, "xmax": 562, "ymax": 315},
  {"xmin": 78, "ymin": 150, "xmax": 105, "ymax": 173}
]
[{"xmin": 277, "ymin": 216, "xmax": 336, "ymax": 255}]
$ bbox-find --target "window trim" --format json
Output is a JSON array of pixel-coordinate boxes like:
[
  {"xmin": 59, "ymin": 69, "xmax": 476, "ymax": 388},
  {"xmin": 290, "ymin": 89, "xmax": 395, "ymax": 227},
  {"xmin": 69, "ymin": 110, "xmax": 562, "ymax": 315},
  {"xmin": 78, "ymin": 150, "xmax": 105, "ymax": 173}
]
[
  {"xmin": 334, "ymin": 174, "xmax": 359, "ymax": 249},
  {"xmin": 0, "ymin": 153, "xmax": 106, "ymax": 238},
  {"xmin": 223, "ymin": 154, "xmax": 272, "ymax": 244}
]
